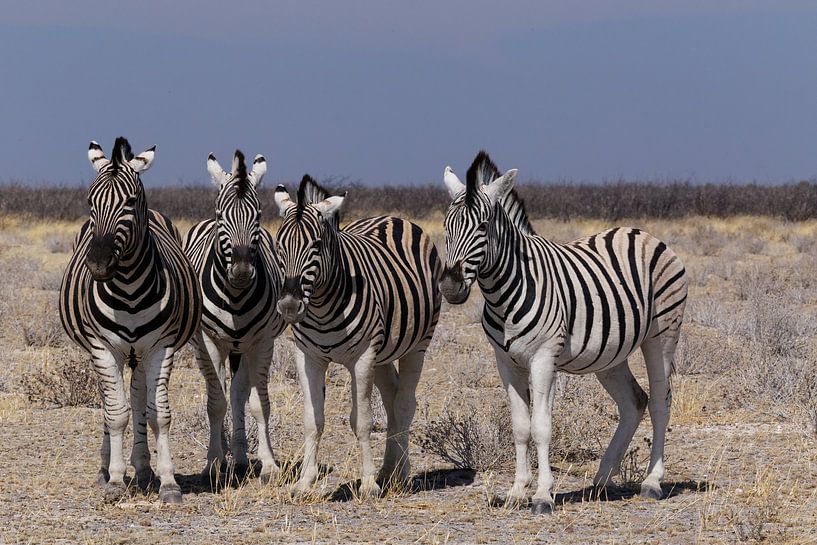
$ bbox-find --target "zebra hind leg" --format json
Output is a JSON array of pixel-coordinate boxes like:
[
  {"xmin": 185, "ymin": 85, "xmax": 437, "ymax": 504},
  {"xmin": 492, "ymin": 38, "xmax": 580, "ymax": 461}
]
[
  {"xmin": 229, "ymin": 354, "xmax": 252, "ymax": 481},
  {"xmin": 195, "ymin": 334, "xmax": 228, "ymax": 486},
  {"xmin": 146, "ymin": 347, "xmax": 182, "ymax": 504},
  {"xmin": 246, "ymin": 343, "xmax": 281, "ymax": 484},
  {"xmin": 392, "ymin": 350, "xmax": 424, "ymax": 484},
  {"xmin": 373, "ymin": 363, "xmax": 399, "ymax": 484},
  {"xmin": 592, "ymin": 360, "xmax": 648, "ymax": 491},
  {"xmin": 639, "ymin": 333, "xmax": 679, "ymax": 500}
]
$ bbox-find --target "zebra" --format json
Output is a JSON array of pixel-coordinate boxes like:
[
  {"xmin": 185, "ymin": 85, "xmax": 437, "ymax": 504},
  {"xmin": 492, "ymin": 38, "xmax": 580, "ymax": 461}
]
[
  {"xmin": 440, "ymin": 151, "xmax": 687, "ymax": 514},
  {"xmin": 273, "ymin": 176, "xmax": 442, "ymax": 498},
  {"xmin": 183, "ymin": 150, "xmax": 285, "ymax": 484},
  {"xmin": 59, "ymin": 137, "xmax": 202, "ymax": 503}
]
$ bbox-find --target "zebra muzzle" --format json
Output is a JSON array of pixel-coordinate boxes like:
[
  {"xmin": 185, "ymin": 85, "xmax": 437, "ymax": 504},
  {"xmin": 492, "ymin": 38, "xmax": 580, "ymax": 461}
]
[
  {"xmin": 86, "ymin": 234, "xmax": 119, "ymax": 282},
  {"xmin": 440, "ymin": 265, "xmax": 471, "ymax": 304},
  {"xmin": 277, "ymin": 294, "xmax": 307, "ymax": 324}
]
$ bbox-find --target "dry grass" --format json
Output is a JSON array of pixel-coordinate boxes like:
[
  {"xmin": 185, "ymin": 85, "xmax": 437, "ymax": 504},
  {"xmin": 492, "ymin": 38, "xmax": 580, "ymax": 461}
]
[{"xmin": 1, "ymin": 215, "xmax": 817, "ymax": 544}]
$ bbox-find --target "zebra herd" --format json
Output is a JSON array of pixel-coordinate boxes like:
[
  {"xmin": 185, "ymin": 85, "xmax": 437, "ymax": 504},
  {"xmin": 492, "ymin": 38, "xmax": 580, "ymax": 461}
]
[{"xmin": 59, "ymin": 137, "xmax": 687, "ymax": 514}]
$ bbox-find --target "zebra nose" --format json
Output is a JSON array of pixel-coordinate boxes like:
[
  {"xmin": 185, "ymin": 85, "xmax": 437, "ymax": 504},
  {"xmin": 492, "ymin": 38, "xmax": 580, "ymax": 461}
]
[
  {"xmin": 277, "ymin": 294, "xmax": 307, "ymax": 324},
  {"xmin": 86, "ymin": 234, "xmax": 119, "ymax": 281},
  {"xmin": 442, "ymin": 262, "xmax": 464, "ymax": 283}
]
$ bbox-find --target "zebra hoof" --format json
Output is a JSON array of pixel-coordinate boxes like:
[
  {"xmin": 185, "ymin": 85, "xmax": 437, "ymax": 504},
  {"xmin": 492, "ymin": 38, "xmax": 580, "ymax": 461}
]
[
  {"xmin": 233, "ymin": 463, "xmax": 250, "ymax": 482},
  {"xmin": 200, "ymin": 460, "xmax": 227, "ymax": 489},
  {"xmin": 531, "ymin": 499, "xmax": 555, "ymax": 515},
  {"xmin": 102, "ymin": 482, "xmax": 127, "ymax": 503},
  {"xmin": 159, "ymin": 483, "xmax": 183, "ymax": 504},
  {"xmin": 640, "ymin": 482, "xmax": 663, "ymax": 500},
  {"xmin": 97, "ymin": 468, "xmax": 110, "ymax": 486},
  {"xmin": 259, "ymin": 468, "xmax": 281, "ymax": 486},
  {"xmin": 358, "ymin": 480, "xmax": 382, "ymax": 500}
]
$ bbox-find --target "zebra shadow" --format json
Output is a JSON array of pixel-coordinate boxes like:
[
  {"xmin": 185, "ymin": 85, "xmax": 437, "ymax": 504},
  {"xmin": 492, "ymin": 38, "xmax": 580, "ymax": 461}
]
[
  {"xmin": 489, "ymin": 479, "xmax": 712, "ymax": 508},
  {"xmin": 174, "ymin": 457, "xmax": 332, "ymax": 495},
  {"xmin": 329, "ymin": 468, "xmax": 476, "ymax": 502}
]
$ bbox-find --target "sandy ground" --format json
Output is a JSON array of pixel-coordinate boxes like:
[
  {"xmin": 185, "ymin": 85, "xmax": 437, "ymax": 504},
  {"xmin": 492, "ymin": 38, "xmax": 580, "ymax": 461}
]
[{"xmin": 1, "ymin": 216, "xmax": 816, "ymax": 544}]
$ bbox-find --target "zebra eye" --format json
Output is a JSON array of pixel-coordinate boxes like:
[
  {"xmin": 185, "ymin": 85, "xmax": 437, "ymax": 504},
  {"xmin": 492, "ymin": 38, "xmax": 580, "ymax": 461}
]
[{"xmin": 124, "ymin": 196, "xmax": 137, "ymax": 208}]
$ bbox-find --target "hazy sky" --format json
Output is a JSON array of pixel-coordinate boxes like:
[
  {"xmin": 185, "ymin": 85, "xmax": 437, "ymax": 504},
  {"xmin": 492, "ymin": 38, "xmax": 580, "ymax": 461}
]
[{"xmin": 1, "ymin": 1, "xmax": 816, "ymax": 186}]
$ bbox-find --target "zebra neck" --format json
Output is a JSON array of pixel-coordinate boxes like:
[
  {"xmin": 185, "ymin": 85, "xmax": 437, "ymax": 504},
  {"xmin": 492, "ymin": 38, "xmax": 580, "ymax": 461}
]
[
  {"xmin": 480, "ymin": 206, "xmax": 526, "ymax": 282},
  {"xmin": 309, "ymin": 238, "xmax": 351, "ymax": 307},
  {"xmin": 106, "ymin": 230, "xmax": 163, "ymax": 292}
]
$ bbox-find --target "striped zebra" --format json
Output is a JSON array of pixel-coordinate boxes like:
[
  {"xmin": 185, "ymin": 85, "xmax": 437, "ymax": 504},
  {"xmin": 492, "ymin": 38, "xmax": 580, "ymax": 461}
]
[
  {"xmin": 440, "ymin": 152, "xmax": 687, "ymax": 514},
  {"xmin": 59, "ymin": 137, "xmax": 202, "ymax": 503},
  {"xmin": 273, "ymin": 176, "xmax": 442, "ymax": 498},
  {"xmin": 183, "ymin": 150, "xmax": 285, "ymax": 484}
]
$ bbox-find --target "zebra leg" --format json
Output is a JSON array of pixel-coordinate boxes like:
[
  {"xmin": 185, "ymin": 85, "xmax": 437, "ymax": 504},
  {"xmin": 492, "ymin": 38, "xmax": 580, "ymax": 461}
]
[
  {"xmin": 373, "ymin": 363, "xmax": 399, "ymax": 483},
  {"xmin": 529, "ymin": 351, "xmax": 558, "ymax": 515},
  {"xmin": 291, "ymin": 349, "xmax": 328, "ymax": 496},
  {"xmin": 392, "ymin": 350, "xmax": 424, "ymax": 483},
  {"xmin": 145, "ymin": 347, "xmax": 182, "ymax": 504},
  {"xmin": 229, "ymin": 356, "xmax": 251, "ymax": 479},
  {"xmin": 246, "ymin": 342, "xmax": 280, "ymax": 484},
  {"xmin": 129, "ymin": 362, "xmax": 154, "ymax": 490},
  {"xmin": 194, "ymin": 332, "xmax": 228, "ymax": 482},
  {"xmin": 592, "ymin": 360, "xmax": 648, "ymax": 489},
  {"xmin": 639, "ymin": 335, "xmax": 677, "ymax": 500},
  {"xmin": 495, "ymin": 348, "xmax": 532, "ymax": 507},
  {"xmin": 91, "ymin": 349, "xmax": 130, "ymax": 502},
  {"xmin": 349, "ymin": 348, "xmax": 380, "ymax": 499},
  {"xmin": 97, "ymin": 382, "xmax": 111, "ymax": 486}
]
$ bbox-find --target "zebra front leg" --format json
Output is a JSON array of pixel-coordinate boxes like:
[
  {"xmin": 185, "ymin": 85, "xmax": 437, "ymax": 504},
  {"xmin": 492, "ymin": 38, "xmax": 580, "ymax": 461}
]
[
  {"xmin": 229, "ymin": 355, "xmax": 251, "ymax": 479},
  {"xmin": 91, "ymin": 349, "xmax": 130, "ymax": 502},
  {"xmin": 130, "ymin": 362, "xmax": 154, "ymax": 490},
  {"xmin": 146, "ymin": 347, "xmax": 182, "ymax": 503},
  {"xmin": 292, "ymin": 349, "xmax": 328, "ymax": 497},
  {"xmin": 639, "ymin": 336, "xmax": 677, "ymax": 500},
  {"xmin": 195, "ymin": 333, "xmax": 228, "ymax": 484},
  {"xmin": 494, "ymin": 348, "xmax": 532, "ymax": 507},
  {"xmin": 246, "ymin": 342, "xmax": 281, "ymax": 484},
  {"xmin": 391, "ymin": 350, "xmax": 424, "ymax": 483},
  {"xmin": 593, "ymin": 360, "xmax": 648, "ymax": 490},
  {"xmin": 97, "ymin": 382, "xmax": 110, "ymax": 486},
  {"xmin": 349, "ymin": 348, "xmax": 380, "ymax": 499},
  {"xmin": 529, "ymin": 350, "xmax": 557, "ymax": 515}
]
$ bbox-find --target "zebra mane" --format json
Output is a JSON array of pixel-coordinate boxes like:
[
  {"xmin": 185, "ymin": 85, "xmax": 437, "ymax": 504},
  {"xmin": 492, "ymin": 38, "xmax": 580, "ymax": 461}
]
[
  {"xmin": 111, "ymin": 136, "xmax": 134, "ymax": 172},
  {"xmin": 233, "ymin": 150, "xmax": 251, "ymax": 199},
  {"xmin": 466, "ymin": 150, "xmax": 535, "ymax": 236},
  {"xmin": 296, "ymin": 175, "xmax": 331, "ymax": 221}
]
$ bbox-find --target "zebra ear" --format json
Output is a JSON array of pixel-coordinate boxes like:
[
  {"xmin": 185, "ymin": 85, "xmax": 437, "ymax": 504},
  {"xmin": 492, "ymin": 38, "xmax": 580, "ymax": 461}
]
[
  {"xmin": 314, "ymin": 194, "xmax": 345, "ymax": 222},
  {"xmin": 207, "ymin": 153, "xmax": 228, "ymax": 187},
  {"xmin": 444, "ymin": 166, "xmax": 465, "ymax": 199},
  {"xmin": 249, "ymin": 155, "xmax": 267, "ymax": 187},
  {"xmin": 88, "ymin": 141, "xmax": 109, "ymax": 173},
  {"xmin": 129, "ymin": 146, "xmax": 156, "ymax": 173},
  {"xmin": 274, "ymin": 185, "xmax": 295, "ymax": 217},
  {"xmin": 483, "ymin": 168, "xmax": 518, "ymax": 203}
]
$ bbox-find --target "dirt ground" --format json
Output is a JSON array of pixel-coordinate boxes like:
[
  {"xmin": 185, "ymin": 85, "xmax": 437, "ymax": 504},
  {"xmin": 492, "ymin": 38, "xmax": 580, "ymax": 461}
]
[{"xmin": 1, "ymin": 216, "xmax": 816, "ymax": 544}]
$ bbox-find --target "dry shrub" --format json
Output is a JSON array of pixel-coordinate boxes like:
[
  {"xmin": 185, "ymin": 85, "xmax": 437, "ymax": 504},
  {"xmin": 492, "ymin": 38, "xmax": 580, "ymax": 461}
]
[
  {"xmin": 551, "ymin": 374, "xmax": 617, "ymax": 464},
  {"xmin": 419, "ymin": 373, "xmax": 615, "ymax": 471},
  {"xmin": 418, "ymin": 394, "xmax": 513, "ymax": 471},
  {"xmin": 21, "ymin": 348, "xmax": 99, "ymax": 408},
  {"xmin": 674, "ymin": 329, "xmax": 733, "ymax": 375}
]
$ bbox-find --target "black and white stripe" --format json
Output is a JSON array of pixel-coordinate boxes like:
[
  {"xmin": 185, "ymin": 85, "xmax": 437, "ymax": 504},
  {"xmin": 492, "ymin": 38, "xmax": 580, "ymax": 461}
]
[
  {"xmin": 183, "ymin": 150, "xmax": 285, "ymax": 484},
  {"xmin": 273, "ymin": 176, "xmax": 442, "ymax": 498},
  {"xmin": 441, "ymin": 151, "xmax": 687, "ymax": 514},
  {"xmin": 59, "ymin": 137, "xmax": 202, "ymax": 503}
]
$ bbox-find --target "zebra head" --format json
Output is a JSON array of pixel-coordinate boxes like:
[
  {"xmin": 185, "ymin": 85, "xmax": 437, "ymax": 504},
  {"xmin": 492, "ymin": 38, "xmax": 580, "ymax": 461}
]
[
  {"xmin": 440, "ymin": 151, "xmax": 517, "ymax": 304},
  {"xmin": 85, "ymin": 137, "xmax": 155, "ymax": 282},
  {"xmin": 273, "ymin": 176, "xmax": 345, "ymax": 324},
  {"xmin": 207, "ymin": 150, "xmax": 267, "ymax": 290}
]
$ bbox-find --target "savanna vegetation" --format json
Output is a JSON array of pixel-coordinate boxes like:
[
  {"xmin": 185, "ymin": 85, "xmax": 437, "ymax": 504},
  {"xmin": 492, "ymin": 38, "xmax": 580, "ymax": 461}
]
[{"xmin": 1, "ymin": 187, "xmax": 816, "ymax": 543}]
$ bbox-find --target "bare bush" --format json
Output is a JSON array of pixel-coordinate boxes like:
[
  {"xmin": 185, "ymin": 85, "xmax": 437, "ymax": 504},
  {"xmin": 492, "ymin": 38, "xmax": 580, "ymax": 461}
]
[
  {"xmin": 551, "ymin": 374, "xmax": 616, "ymax": 464},
  {"xmin": 21, "ymin": 349, "xmax": 99, "ymax": 408},
  {"xmin": 418, "ymin": 395, "xmax": 513, "ymax": 471}
]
